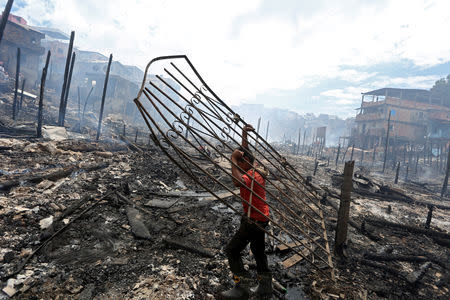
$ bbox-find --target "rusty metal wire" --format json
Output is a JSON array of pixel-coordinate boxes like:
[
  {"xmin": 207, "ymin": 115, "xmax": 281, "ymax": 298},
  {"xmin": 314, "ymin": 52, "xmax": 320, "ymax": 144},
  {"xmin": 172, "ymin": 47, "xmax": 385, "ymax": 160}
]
[{"xmin": 134, "ymin": 55, "xmax": 335, "ymax": 280}]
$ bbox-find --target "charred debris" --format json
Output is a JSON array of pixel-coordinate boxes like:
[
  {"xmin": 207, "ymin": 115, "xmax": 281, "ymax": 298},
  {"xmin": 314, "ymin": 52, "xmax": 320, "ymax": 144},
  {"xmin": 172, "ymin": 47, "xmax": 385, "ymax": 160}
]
[{"xmin": 0, "ymin": 9, "xmax": 448, "ymax": 300}]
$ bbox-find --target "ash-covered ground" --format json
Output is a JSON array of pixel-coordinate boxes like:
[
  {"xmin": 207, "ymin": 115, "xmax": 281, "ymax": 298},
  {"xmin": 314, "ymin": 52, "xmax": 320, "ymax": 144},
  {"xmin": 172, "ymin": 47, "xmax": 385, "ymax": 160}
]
[{"xmin": 0, "ymin": 136, "xmax": 448, "ymax": 300}]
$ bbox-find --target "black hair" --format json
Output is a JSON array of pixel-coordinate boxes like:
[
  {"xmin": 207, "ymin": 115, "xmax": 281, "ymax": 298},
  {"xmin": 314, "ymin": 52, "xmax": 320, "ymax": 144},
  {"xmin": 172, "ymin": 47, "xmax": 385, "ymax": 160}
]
[{"xmin": 237, "ymin": 146, "xmax": 254, "ymax": 164}]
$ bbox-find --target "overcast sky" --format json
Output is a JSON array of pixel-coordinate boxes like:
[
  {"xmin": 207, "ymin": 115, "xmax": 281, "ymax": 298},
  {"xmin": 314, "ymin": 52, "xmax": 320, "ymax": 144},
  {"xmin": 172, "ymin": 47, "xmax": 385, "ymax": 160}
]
[{"xmin": 3, "ymin": 0, "xmax": 450, "ymax": 118}]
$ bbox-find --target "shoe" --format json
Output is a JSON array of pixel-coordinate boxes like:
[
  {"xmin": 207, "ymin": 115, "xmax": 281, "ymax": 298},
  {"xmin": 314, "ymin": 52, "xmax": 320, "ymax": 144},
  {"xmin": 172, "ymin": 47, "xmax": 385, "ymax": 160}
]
[
  {"xmin": 218, "ymin": 274, "xmax": 251, "ymax": 300},
  {"xmin": 251, "ymin": 272, "xmax": 273, "ymax": 296}
]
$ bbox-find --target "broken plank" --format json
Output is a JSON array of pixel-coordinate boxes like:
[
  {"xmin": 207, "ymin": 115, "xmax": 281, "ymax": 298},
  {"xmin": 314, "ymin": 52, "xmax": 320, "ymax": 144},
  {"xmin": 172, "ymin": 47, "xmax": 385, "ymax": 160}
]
[
  {"xmin": 282, "ymin": 245, "xmax": 316, "ymax": 268},
  {"xmin": 277, "ymin": 236, "xmax": 320, "ymax": 251}
]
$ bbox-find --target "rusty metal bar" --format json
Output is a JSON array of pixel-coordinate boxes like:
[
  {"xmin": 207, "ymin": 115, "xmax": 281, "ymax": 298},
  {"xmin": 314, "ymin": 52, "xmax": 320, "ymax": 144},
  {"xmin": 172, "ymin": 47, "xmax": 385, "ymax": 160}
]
[
  {"xmin": 157, "ymin": 71, "xmax": 322, "ymax": 213},
  {"xmin": 146, "ymin": 81, "xmax": 324, "ymax": 226},
  {"xmin": 134, "ymin": 98, "xmax": 334, "ymax": 277}
]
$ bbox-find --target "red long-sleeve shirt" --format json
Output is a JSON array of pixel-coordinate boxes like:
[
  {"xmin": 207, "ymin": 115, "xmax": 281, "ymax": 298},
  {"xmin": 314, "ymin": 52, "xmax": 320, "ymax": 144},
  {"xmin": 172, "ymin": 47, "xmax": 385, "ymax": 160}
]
[{"xmin": 240, "ymin": 169, "xmax": 269, "ymax": 221}]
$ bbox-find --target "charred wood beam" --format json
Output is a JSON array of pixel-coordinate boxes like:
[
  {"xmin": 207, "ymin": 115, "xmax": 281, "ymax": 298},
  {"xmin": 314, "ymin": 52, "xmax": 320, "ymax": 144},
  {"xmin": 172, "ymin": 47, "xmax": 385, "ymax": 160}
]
[
  {"xmin": 0, "ymin": 162, "xmax": 109, "ymax": 191},
  {"xmin": 363, "ymin": 253, "xmax": 448, "ymax": 270},
  {"xmin": 119, "ymin": 134, "xmax": 143, "ymax": 152},
  {"xmin": 163, "ymin": 237, "xmax": 214, "ymax": 258},
  {"xmin": 37, "ymin": 50, "xmax": 51, "ymax": 138},
  {"xmin": 355, "ymin": 188, "xmax": 450, "ymax": 210},
  {"xmin": 365, "ymin": 218, "xmax": 450, "ymax": 240}
]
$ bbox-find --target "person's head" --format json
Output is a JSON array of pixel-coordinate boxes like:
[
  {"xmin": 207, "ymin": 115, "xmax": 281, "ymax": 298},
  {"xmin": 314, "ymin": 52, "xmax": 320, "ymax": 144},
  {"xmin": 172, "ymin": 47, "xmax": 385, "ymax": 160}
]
[{"xmin": 237, "ymin": 146, "xmax": 254, "ymax": 171}]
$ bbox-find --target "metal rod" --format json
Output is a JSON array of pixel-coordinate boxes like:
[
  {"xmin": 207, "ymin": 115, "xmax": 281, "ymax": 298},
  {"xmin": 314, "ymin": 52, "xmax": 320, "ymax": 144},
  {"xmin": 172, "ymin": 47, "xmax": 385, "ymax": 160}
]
[{"xmin": 96, "ymin": 54, "xmax": 112, "ymax": 141}]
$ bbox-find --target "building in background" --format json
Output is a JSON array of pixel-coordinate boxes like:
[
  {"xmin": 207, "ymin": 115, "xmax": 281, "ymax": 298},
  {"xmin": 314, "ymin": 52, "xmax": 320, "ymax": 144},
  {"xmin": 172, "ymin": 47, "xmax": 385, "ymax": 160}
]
[
  {"xmin": 0, "ymin": 13, "xmax": 45, "ymax": 84},
  {"xmin": 352, "ymin": 88, "xmax": 450, "ymax": 149}
]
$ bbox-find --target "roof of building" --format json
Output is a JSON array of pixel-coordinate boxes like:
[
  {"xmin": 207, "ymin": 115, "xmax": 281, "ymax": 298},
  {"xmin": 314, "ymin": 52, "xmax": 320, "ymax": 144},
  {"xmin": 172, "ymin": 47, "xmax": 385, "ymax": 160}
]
[
  {"xmin": 363, "ymin": 88, "xmax": 430, "ymax": 101},
  {"xmin": 32, "ymin": 26, "xmax": 70, "ymax": 40}
]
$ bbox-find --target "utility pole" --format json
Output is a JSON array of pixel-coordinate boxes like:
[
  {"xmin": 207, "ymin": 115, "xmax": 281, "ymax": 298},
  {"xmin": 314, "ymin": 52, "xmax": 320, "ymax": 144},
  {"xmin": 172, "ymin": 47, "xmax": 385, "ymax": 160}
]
[
  {"xmin": 382, "ymin": 110, "xmax": 392, "ymax": 173},
  {"xmin": 96, "ymin": 54, "xmax": 112, "ymax": 141}
]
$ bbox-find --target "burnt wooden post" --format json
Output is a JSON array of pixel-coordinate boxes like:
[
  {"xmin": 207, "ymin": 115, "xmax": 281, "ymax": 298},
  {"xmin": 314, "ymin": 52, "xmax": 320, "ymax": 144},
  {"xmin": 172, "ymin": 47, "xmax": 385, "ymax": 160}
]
[
  {"xmin": 96, "ymin": 54, "xmax": 112, "ymax": 141},
  {"xmin": 12, "ymin": 47, "xmax": 20, "ymax": 120},
  {"xmin": 313, "ymin": 159, "xmax": 319, "ymax": 176},
  {"xmin": 425, "ymin": 205, "xmax": 434, "ymax": 229},
  {"xmin": 60, "ymin": 52, "xmax": 76, "ymax": 126},
  {"xmin": 19, "ymin": 78, "xmax": 25, "ymax": 111},
  {"xmin": 58, "ymin": 31, "xmax": 75, "ymax": 126},
  {"xmin": 302, "ymin": 130, "xmax": 306, "ymax": 154},
  {"xmin": 415, "ymin": 153, "xmax": 419, "ymax": 175},
  {"xmin": 395, "ymin": 162, "xmax": 400, "ymax": 184},
  {"xmin": 382, "ymin": 110, "xmax": 392, "ymax": 173},
  {"xmin": 334, "ymin": 160, "xmax": 355, "ymax": 256},
  {"xmin": 77, "ymin": 86, "xmax": 81, "ymax": 127},
  {"xmin": 37, "ymin": 51, "xmax": 51, "ymax": 138},
  {"xmin": 135, "ymin": 129, "xmax": 138, "ymax": 143},
  {"xmin": 405, "ymin": 164, "xmax": 409, "ymax": 182},
  {"xmin": 372, "ymin": 146, "xmax": 376, "ymax": 166},
  {"xmin": 0, "ymin": 0, "xmax": 14, "ymax": 47},
  {"xmin": 441, "ymin": 148, "xmax": 450, "ymax": 197},
  {"xmin": 350, "ymin": 144, "xmax": 355, "ymax": 161},
  {"xmin": 265, "ymin": 120, "xmax": 269, "ymax": 141},
  {"xmin": 296, "ymin": 127, "xmax": 301, "ymax": 155},
  {"xmin": 123, "ymin": 124, "xmax": 126, "ymax": 136},
  {"xmin": 335, "ymin": 144, "xmax": 341, "ymax": 166}
]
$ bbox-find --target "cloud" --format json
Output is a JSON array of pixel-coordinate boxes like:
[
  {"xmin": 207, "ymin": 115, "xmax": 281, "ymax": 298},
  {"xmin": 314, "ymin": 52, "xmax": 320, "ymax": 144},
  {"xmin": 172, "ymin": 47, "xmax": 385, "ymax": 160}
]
[
  {"xmin": 369, "ymin": 75, "xmax": 441, "ymax": 90},
  {"xmin": 3, "ymin": 0, "xmax": 449, "ymax": 116}
]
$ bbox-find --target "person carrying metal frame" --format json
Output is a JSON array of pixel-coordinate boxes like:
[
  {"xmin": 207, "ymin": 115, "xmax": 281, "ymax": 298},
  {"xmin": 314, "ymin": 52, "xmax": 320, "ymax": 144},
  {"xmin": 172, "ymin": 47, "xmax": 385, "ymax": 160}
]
[{"xmin": 218, "ymin": 124, "xmax": 272, "ymax": 299}]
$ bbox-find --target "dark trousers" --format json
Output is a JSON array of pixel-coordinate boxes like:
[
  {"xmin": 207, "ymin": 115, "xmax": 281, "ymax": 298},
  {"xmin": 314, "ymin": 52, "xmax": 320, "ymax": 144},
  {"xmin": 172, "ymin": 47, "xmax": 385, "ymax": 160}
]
[{"xmin": 224, "ymin": 217, "xmax": 270, "ymax": 275}]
